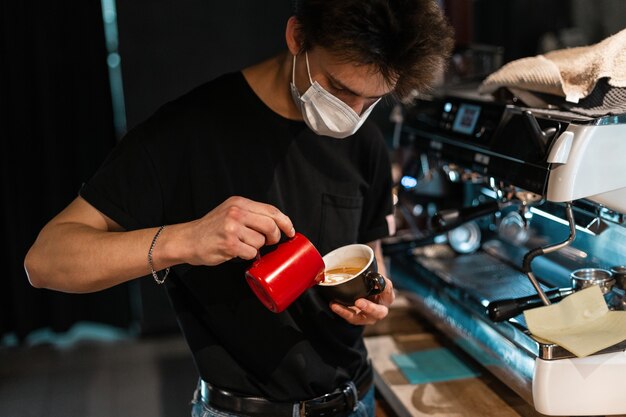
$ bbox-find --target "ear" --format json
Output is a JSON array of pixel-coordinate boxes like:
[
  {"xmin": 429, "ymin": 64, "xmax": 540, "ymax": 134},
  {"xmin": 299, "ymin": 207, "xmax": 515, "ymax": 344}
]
[{"xmin": 285, "ymin": 16, "xmax": 303, "ymax": 56}]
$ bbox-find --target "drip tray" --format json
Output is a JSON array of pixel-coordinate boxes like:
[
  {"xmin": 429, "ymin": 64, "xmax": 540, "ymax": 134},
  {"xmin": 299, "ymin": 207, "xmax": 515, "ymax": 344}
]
[{"xmin": 413, "ymin": 248, "xmax": 552, "ymax": 304}]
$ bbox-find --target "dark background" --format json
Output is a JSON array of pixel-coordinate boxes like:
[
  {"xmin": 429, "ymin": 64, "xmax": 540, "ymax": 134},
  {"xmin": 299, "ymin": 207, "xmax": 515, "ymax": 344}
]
[
  {"xmin": 2, "ymin": 0, "xmax": 625, "ymax": 343},
  {"xmin": 117, "ymin": 0, "xmax": 292, "ymax": 131}
]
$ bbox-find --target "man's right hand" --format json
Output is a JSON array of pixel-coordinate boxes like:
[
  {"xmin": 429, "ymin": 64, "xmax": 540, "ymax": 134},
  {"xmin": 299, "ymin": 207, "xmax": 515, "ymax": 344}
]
[{"xmin": 173, "ymin": 196, "xmax": 295, "ymax": 266}]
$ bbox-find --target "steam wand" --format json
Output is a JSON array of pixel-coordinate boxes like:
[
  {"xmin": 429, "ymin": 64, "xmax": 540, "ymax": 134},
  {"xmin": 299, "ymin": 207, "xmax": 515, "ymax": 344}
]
[{"xmin": 521, "ymin": 202, "xmax": 576, "ymax": 306}]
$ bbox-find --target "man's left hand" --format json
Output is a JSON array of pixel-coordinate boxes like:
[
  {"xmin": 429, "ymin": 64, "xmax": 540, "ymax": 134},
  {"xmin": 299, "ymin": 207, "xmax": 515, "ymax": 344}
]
[{"xmin": 330, "ymin": 277, "xmax": 395, "ymax": 325}]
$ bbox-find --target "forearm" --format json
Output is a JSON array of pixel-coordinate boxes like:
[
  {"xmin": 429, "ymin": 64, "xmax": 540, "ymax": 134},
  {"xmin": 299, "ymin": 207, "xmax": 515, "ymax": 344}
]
[
  {"xmin": 25, "ymin": 222, "xmax": 185, "ymax": 293},
  {"xmin": 24, "ymin": 195, "xmax": 295, "ymax": 293}
]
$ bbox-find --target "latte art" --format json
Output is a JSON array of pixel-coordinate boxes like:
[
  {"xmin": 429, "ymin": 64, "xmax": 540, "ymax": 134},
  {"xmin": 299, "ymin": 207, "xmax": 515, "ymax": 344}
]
[
  {"xmin": 319, "ymin": 257, "xmax": 369, "ymax": 286},
  {"xmin": 322, "ymin": 274, "xmax": 353, "ymax": 284},
  {"xmin": 322, "ymin": 268, "xmax": 360, "ymax": 285}
]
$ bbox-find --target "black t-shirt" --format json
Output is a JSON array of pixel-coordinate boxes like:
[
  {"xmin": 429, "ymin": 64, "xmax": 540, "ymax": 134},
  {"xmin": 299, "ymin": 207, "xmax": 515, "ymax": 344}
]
[{"xmin": 80, "ymin": 72, "xmax": 393, "ymax": 401}]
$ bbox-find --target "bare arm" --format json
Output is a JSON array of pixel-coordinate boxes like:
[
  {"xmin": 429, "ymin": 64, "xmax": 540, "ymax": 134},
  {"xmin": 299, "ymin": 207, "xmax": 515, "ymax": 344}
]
[{"xmin": 24, "ymin": 196, "xmax": 295, "ymax": 293}]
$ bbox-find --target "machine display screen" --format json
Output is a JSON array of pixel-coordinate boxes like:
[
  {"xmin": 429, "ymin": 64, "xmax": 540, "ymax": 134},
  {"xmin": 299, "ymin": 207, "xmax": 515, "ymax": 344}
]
[{"xmin": 452, "ymin": 104, "xmax": 481, "ymax": 135}]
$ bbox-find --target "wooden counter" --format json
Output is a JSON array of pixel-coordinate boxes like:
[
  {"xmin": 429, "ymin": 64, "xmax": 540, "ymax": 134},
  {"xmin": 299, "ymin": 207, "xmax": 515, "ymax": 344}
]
[{"xmin": 364, "ymin": 294, "xmax": 548, "ymax": 417}]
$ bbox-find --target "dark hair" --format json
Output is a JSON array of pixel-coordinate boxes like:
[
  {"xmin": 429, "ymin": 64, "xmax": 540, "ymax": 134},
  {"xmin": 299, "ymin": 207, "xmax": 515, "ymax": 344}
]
[{"xmin": 293, "ymin": 0, "xmax": 455, "ymax": 99}]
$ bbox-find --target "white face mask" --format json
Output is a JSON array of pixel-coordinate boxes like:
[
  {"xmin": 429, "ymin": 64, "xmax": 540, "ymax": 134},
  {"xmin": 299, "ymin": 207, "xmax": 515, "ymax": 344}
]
[{"xmin": 289, "ymin": 52, "xmax": 380, "ymax": 139}]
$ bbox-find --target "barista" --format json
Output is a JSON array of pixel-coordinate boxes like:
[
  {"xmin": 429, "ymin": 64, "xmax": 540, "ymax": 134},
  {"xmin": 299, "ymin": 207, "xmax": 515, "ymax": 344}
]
[{"xmin": 24, "ymin": 1, "xmax": 454, "ymax": 416}]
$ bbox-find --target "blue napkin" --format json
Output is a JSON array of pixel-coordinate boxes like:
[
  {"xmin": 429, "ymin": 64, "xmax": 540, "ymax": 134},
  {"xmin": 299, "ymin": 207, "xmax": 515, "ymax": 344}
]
[{"xmin": 390, "ymin": 347, "xmax": 480, "ymax": 384}]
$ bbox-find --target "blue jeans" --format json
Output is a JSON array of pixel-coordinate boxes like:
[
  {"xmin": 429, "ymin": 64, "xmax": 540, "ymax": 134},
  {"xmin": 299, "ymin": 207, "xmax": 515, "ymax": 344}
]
[{"xmin": 191, "ymin": 383, "xmax": 376, "ymax": 417}]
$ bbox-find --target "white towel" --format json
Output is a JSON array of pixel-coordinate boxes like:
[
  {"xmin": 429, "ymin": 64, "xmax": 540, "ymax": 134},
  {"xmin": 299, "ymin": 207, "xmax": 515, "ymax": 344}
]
[{"xmin": 479, "ymin": 28, "xmax": 626, "ymax": 103}]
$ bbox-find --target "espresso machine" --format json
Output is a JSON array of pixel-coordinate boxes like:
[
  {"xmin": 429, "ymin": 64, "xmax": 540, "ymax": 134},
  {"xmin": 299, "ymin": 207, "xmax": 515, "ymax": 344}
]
[{"xmin": 384, "ymin": 88, "xmax": 626, "ymax": 416}]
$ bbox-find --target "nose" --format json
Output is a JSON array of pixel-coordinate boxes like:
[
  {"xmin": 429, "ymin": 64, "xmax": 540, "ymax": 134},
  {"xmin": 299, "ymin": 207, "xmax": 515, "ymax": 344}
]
[{"xmin": 346, "ymin": 97, "xmax": 377, "ymax": 116}]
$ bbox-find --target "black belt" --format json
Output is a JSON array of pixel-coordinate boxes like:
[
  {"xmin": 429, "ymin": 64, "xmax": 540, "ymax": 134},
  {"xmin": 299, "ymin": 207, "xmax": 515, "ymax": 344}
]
[{"xmin": 199, "ymin": 369, "xmax": 373, "ymax": 417}]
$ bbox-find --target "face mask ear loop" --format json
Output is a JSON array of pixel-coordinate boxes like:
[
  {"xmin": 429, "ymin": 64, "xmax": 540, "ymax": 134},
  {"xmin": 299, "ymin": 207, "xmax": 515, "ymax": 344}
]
[
  {"xmin": 291, "ymin": 54, "xmax": 297, "ymax": 85},
  {"xmin": 304, "ymin": 51, "xmax": 314, "ymax": 85}
]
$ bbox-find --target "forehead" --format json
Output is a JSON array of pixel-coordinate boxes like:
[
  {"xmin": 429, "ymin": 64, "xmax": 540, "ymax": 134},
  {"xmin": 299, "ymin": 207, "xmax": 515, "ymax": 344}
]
[{"xmin": 310, "ymin": 47, "xmax": 396, "ymax": 97}]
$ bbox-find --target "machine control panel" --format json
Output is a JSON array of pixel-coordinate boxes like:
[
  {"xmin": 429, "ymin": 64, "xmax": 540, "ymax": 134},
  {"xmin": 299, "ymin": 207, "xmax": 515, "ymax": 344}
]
[{"xmin": 402, "ymin": 96, "xmax": 567, "ymax": 195}]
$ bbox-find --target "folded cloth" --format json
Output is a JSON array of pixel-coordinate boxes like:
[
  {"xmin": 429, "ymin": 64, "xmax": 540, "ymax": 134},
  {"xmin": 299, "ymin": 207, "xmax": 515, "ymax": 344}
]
[
  {"xmin": 479, "ymin": 28, "xmax": 626, "ymax": 103},
  {"xmin": 524, "ymin": 286, "xmax": 626, "ymax": 358},
  {"xmin": 560, "ymin": 77, "xmax": 626, "ymax": 116},
  {"xmin": 501, "ymin": 78, "xmax": 626, "ymax": 117}
]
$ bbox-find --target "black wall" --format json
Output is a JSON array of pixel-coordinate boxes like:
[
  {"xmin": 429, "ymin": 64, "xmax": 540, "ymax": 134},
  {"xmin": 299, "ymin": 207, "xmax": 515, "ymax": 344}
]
[
  {"xmin": 117, "ymin": 0, "xmax": 293, "ymax": 130},
  {"xmin": 473, "ymin": 0, "xmax": 572, "ymax": 63},
  {"xmin": 1, "ymin": 1, "xmax": 132, "ymax": 341}
]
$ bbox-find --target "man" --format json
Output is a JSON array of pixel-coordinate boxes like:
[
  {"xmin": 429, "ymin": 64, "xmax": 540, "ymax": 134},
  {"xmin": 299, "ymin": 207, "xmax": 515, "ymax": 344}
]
[{"xmin": 25, "ymin": 0, "xmax": 454, "ymax": 416}]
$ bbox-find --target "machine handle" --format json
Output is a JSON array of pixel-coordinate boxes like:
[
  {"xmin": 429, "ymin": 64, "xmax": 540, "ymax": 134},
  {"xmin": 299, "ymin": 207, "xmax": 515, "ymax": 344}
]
[
  {"xmin": 487, "ymin": 288, "xmax": 575, "ymax": 322},
  {"xmin": 430, "ymin": 200, "xmax": 500, "ymax": 233},
  {"xmin": 522, "ymin": 110, "xmax": 559, "ymax": 154}
]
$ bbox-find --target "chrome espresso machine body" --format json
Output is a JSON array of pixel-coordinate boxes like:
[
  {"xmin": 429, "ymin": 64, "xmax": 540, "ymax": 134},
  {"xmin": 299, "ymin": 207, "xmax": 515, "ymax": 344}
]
[{"xmin": 386, "ymin": 90, "xmax": 626, "ymax": 416}]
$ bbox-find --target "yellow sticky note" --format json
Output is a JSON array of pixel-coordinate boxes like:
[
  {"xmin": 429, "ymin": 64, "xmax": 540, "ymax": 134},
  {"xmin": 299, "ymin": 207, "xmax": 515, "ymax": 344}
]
[{"xmin": 524, "ymin": 286, "xmax": 626, "ymax": 357}]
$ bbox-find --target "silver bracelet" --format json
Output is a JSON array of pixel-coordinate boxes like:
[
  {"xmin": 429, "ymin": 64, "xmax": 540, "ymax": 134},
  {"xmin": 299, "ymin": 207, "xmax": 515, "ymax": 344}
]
[{"xmin": 148, "ymin": 225, "xmax": 170, "ymax": 284}]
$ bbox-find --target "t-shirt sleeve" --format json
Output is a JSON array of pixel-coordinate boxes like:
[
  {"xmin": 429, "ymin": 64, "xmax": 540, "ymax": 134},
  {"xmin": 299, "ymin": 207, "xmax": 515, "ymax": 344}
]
[
  {"xmin": 358, "ymin": 124, "xmax": 394, "ymax": 244},
  {"xmin": 79, "ymin": 124, "xmax": 163, "ymax": 231}
]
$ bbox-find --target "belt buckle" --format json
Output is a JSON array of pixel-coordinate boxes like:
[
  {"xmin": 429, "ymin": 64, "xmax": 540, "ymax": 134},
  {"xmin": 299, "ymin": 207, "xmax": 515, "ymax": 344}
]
[
  {"xmin": 299, "ymin": 393, "xmax": 336, "ymax": 417},
  {"xmin": 341, "ymin": 381, "xmax": 358, "ymax": 412},
  {"xmin": 299, "ymin": 381, "xmax": 358, "ymax": 417}
]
